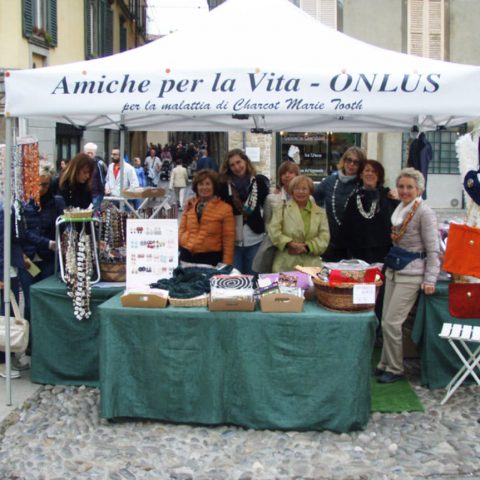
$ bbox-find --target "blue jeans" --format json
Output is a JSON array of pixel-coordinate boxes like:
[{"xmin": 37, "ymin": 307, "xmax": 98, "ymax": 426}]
[{"xmin": 233, "ymin": 243, "xmax": 261, "ymax": 275}]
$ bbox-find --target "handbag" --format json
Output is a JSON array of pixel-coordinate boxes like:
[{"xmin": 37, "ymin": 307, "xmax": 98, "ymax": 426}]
[
  {"xmin": 384, "ymin": 246, "xmax": 426, "ymax": 271},
  {"xmin": 448, "ymin": 282, "xmax": 480, "ymax": 318},
  {"xmin": 443, "ymin": 223, "xmax": 480, "ymax": 277},
  {"xmin": 252, "ymin": 235, "xmax": 277, "ymax": 274},
  {"xmin": 0, "ymin": 292, "xmax": 29, "ymax": 353}
]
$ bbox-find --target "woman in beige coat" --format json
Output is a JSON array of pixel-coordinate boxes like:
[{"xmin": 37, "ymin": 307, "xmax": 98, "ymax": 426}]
[{"xmin": 268, "ymin": 175, "xmax": 330, "ymax": 273}]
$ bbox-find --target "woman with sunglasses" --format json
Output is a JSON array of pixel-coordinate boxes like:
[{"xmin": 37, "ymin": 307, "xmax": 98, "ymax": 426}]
[{"xmin": 313, "ymin": 147, "xmax": 366, "ymax": 261}]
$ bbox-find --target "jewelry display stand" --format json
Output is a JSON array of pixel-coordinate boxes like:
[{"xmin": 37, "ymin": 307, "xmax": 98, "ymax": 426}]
[{"xmin": 55, "ymin": 216, "xmax": 101, "ymax": 284}]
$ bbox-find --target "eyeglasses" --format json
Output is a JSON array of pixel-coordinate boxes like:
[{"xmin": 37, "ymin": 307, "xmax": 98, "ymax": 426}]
[{"xmin": 344, "ymin": 158, "xmax": 360, "ymax": 165}]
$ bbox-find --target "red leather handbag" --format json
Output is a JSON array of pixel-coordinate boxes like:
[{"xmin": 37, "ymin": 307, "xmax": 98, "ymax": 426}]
[
  {"xmin": 443, "ymin": 223, "xmax": 480, "ymax": 277},
  {"xmin": 448, "ymin": 282, "xmax": 480, "ymax": 318}
]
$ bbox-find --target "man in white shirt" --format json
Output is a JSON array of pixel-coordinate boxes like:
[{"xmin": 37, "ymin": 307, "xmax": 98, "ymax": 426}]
[
  {"xmin": 105, "ymin": 148, "xmax": 139, "ymax": 197},
  {"xmin": 144, "ymin": 147, "xmax": 162, "ymax": 186}
]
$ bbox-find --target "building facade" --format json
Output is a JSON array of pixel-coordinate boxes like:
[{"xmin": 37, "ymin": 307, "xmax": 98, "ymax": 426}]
[
  {"xmin": 0, "ymin": 0, "xmax": 148, "ymax": 169},
  {"xmin": 207, "ymin": 0, "xmax": 480, "ymax": 208}
]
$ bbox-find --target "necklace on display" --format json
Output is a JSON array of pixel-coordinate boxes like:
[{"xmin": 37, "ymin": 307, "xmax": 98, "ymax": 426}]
[
  {"xmin": 356, "ymin": 193, "xmax": 378, "ymax": 219},
  {"xmin": 331, "ymin": 178, "xmax": 356, "ymax": 226}
]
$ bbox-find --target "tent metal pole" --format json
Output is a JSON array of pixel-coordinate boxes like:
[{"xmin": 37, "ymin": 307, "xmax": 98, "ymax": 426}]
[
  {"xmin": 120, "ymin": 122, "xmax": 125, "ymax": 198},
  {"xmin": 3, "ymin": 116, "xmax": 14, "ymax": 406}
]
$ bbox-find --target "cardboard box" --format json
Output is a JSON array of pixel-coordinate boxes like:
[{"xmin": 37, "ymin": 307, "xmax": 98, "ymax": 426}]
[
  {"xmin": 260, "ymin": 293, "xmax": 304, "ymax": 313},
  {"xmin": 208, "ymin": 296, "xmax": 256, "ymax": 312},
  {"xmin": 121, "ymin": 291, "xmax": 168, "ymax": 308},
  {"xmin": 122, "ymin": 187, "xmax": 166, "ymax": 199}
]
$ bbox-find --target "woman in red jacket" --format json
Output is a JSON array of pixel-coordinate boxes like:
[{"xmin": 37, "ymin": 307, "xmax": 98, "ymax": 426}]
[{"xmin": 179, "ymin": 169, "xmax": 235, "ymax": 266}]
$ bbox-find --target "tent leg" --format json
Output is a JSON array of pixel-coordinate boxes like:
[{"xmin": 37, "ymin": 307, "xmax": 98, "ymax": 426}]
[{"xmin": 3, "ymin": 116, "xmax": 14, "ymax": 406}]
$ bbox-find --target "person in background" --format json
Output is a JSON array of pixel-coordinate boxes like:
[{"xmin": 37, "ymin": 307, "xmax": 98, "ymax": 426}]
[
  {"xmin": 52, "ymin": 158, "xmax": 70, "ymax": 195},
  {"xmin": 196, "ymin": 148, "xmax": 218, "ymax": 172},
  {"xmin": 144, "ymin": 147, "xmax": 162, "ymax": 187},
  {"xmin": 133, "ymin": 157, "xmax": 147, "ymax": 187},
  {"xmin": 337, "ymin": 160, "xmax": 399, "ymax": 264},
  {"xmin": 263, "ymin": 160, "xmax": 300, "ymax": 225},
  {"xmin": 268, "ymin": 175, "xmax": 329, "ymax": 273},
  {"xmin": 83, "ymin": 142, "xmax": 107, "ymax": 212},
  {"xmin": 169, "ymin": 158, "xmax": 189, "ymax": 210},
  {"xmin": 105, "ymin": 148, "xmax": 139, "ymax": 197},
  {"xmin": 160, "ymin": 145, "xmax": 172, "ymax": 163},
  {"xmin": 59, "ymin": 153, "xmax": 95, "ymax": 208},
  {"xmin": 0, "ymin": 201, "xmax": 27, "ymax": 378},
  {"xmin": 179, "ymin": 169, "xmax": 234, "ymax": 266},
  {"xmin": 375, "ymin": 168, "xmax": 440, "ymax": 384},
  {"xmin": 313, "ymin": 146, "xmax": 366, "ymax": 261},
  {"xmin": 219, "ymin": 148, "xmax": 270, "ymax": 274},
  {"xmin": 19, "ymin": 167, "xmax": 65, "ymax": 324}
]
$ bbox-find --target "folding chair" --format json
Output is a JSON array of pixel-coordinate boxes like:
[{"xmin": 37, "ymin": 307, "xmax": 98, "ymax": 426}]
[{"xmin": 438, "ymin": 322, "xmax": 480, "ymax": 405}]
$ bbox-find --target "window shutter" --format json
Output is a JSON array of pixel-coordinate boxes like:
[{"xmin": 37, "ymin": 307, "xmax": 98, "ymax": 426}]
[
  {"xmin": 22, "ymin": 0, "xmax": 33, "ymax": 39},
  {"xmin": 85, "ymin": 0, "xmax": 93, "ymax": 58},
  {"xmin": 408, "ymin": 0, "xmax": 444, "ymax": 60},
  {"xmin": 318, "ymin": 0, "xmax": 336, "ymax": 28},
  {"xmin": 428, "ymin": 0, "xmax": 443, "ymax": 60},
  {"xmin": 47, "ymin": 0, "xmax": 57, "ymax": 47},
  {"xmin": 103, "ymin": 3, "xmax": 114, "ymax": 56},
  {"xmin": 301, "ymin": 0, "xmax": 336, "ymax": 28}
]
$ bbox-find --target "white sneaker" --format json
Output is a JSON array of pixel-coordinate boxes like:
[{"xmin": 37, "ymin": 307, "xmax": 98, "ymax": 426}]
[
  {"xmin": 12, "ymin": 353, "xmax": 30, "ymax": 371},
  {"xmin": 0, "ymin": 365, "xmax": 21, "ymax": 379}
]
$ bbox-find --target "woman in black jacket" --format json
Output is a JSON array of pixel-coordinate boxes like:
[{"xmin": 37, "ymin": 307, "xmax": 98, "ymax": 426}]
[
  {"xmin": 59, "ymin": 153, "xmax": 94, "ymax": 209},
  {"xmin": 218, "ymin": 149, "xmax": 269, "ymax": 274},
  {"xmin": 337, "ymin": 160, "xmax": 399, "ymax": 264}
]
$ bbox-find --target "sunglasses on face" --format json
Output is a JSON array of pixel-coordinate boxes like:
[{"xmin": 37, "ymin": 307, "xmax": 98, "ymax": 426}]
[{"xmin": 345, "ymin": 157, "xmax": 360, "ymax": 165}]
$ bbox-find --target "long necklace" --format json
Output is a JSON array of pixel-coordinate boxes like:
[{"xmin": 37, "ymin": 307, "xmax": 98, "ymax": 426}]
[
  {"xmin": 356, "ymin": 193, "xmax": 378, "ymax": 219},
  {"xmin": 391, "ymin": 200, "xmax": 420, "ymax": 242},
  {"xmin": 331, "ymin": 179, "xmax": 356, "ymax": 226}
]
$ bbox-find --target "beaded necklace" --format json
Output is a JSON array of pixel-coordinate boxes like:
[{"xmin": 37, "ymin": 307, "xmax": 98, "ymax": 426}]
[
  {"xmin": 331, "ymin": 178, "xmax": 356, "ymax": 226},
  {"xmin": 391, "ymin": 200, "xmax": 420, "ymax": 242},
  {"xmin": 356, "ymin": 192, "xmax": 378, "ymax": 219}
]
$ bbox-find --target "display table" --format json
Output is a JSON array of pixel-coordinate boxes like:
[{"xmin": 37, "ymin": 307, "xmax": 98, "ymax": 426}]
[
  {"xmin": 30, "ymin": 276, "xmax": 123, "ymax": 386},
  {"xmin": 99, "ymin": 295, "xmax": 377, "ymax": 432},
  {"xmin": 412, "ymin": 280, "xmax": 480, "ymax": 389}
]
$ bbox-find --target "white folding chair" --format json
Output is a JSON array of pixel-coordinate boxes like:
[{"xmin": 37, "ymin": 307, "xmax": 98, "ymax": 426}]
[{"xmin": 438, "ymin": 322, "xmax": 480, "ymax": 405}]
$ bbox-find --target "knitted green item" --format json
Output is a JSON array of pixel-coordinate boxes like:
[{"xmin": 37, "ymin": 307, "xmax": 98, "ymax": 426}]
[{"xmin": 150, "ymin": 265, "xmax": 233, "ymax": 299}]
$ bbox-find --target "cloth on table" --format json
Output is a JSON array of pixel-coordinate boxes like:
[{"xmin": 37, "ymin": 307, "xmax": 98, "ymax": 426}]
[{"xmin": 150, "ymin": 265, "xmax": 233, "ymax": 298}]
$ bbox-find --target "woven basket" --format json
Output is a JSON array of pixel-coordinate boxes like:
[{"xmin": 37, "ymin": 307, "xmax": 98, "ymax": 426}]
[
  {"xmin": 313, "ymin": 278, "xmax": 383, "ymax": 312},
  {"xmin": 63, "ymin": 209, "xmax": 93, "ymax": 220},
  {"xmin": 100, "ymin": 262, "xmax": 126, "ymax": 282},
  {"xmin": 168, "ymin": 294, "xmax": 208, "ymax": 308}
]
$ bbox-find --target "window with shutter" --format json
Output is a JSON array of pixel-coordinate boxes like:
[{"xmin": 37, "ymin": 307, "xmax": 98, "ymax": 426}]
[
  {"xmin": 23, "ymin": 0, "xmax": 56, "ymax": 47},
  {"xmin": 408, "ymin": 0, "xmax": 444, "ymax": 60}
]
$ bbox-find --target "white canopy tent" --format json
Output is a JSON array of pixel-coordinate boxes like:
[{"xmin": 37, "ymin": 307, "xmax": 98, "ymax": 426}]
[{"xmin": 3, "ymin": 0, "xmax": 480, "ymax": 401}]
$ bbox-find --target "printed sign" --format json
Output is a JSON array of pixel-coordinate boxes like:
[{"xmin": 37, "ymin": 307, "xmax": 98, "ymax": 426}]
[{"xmin": 126, "ymin": 218, "xmax": 178, "ymax": 290}]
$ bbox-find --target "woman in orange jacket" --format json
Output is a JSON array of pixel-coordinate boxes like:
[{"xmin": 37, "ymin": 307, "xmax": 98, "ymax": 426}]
[{"xmin": 179, "ymin": 169, "xmax": 235, "ymax": 266}]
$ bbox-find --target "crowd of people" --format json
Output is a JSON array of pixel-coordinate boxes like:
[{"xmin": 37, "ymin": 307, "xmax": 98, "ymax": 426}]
[{"xmin": 1, "ymin": 142, "xmax": 440, "ymax": 384}]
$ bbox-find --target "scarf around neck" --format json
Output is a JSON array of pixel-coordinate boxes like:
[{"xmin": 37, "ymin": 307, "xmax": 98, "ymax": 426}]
[
  {"xmin": 338, "ymin": 171, "xmax": 358, "ymax": 184},
  {"xmin": 391, "ymin": 197, "xmax": 422, "ymax": 226}
]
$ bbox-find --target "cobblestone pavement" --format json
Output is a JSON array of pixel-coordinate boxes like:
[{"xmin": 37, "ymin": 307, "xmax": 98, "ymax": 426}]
[{"xmin": 0, "ymin": 371, "xmax": 479, "ymax": 480}]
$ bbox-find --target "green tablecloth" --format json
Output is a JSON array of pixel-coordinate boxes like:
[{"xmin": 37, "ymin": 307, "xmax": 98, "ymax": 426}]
[
  {"xmin": 99, "ymin": 295, "xmax": 377, "ymax": 432},
  {"xmin": 412, "ymin": 280, "xmax": 480, "ymax": 389},
  {"xmin": 30, "ymin": 276, "xmax": 123, "ymax": 386}
]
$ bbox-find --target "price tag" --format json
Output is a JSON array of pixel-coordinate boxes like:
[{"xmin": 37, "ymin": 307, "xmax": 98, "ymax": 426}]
[{"xmin": 353, "ymin": 284, "xmax": 376, "ymax": 304}]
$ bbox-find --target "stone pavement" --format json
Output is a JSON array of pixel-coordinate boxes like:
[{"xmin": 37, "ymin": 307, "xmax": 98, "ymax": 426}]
[{"xmin": 0, "ymin": 367, "xmax": 478, "ymax": 480}]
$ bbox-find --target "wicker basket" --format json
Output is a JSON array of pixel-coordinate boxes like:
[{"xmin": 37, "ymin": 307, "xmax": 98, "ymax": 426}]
[
  {"xmin": 313, "ymin": 278, "xmax": 383, "ymax": 312},
  {"xmin": 63, "ymin": 209, "xmax": 93, "ymax": 220},
  {"xmin": 100, "ymin": 262, "xmax": 126, "ymax": 282},
  {"xmin": 168, "ymin": 294, "xmax": 208, "ymax": 308}
]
